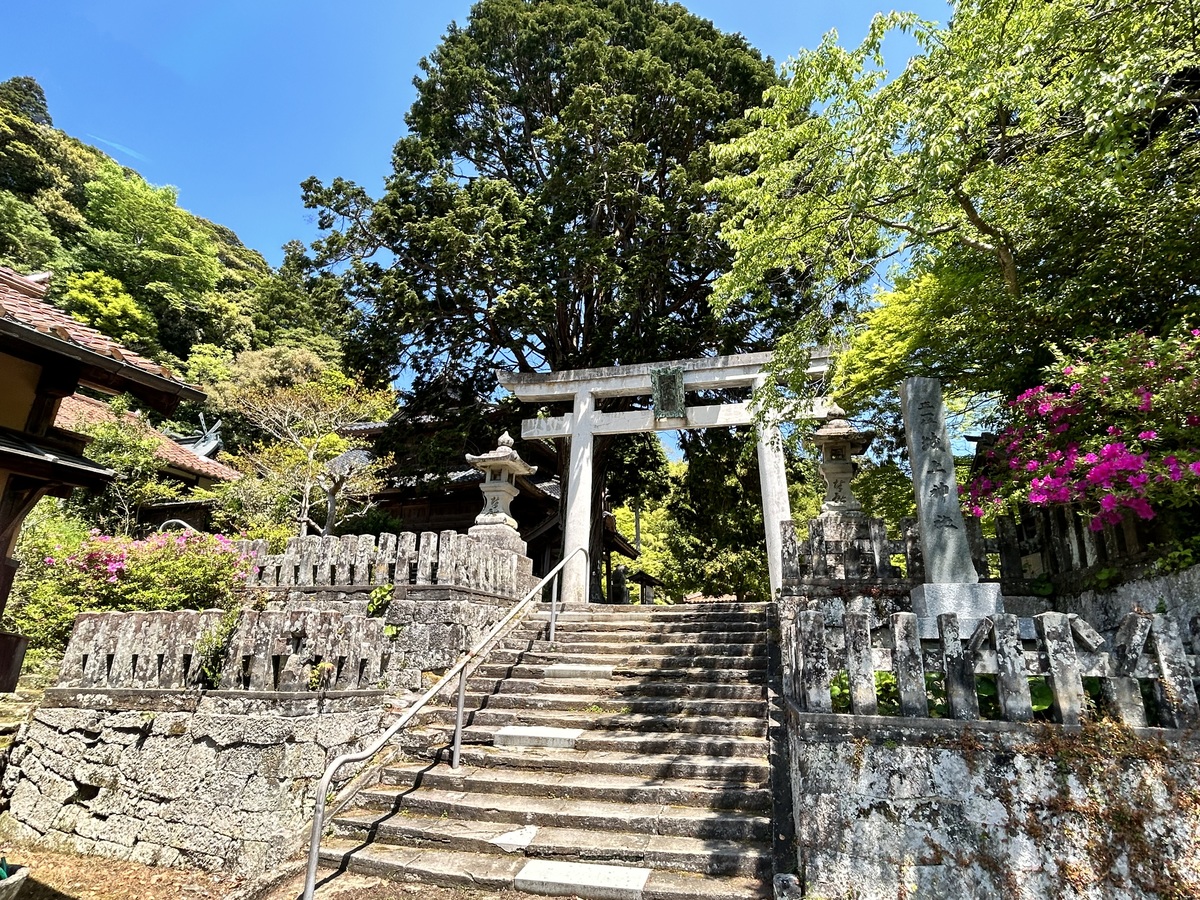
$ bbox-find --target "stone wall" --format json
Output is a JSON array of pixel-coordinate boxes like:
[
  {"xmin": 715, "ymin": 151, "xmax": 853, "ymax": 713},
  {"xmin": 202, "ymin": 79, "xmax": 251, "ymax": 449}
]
[
  {"xmin": 1056, "ymin": 563, "xmax": 1200, "ymax": 641},
  {"xmin": 0, "ymin": 691, "xmax": 383, "ymax": 874},
  {"xmin": 236, "ymin": 529, "xmax": 540, "ymax": 690},
  {"xmin": 788, "ymin": 711, "xmax": 1200, "ymax": 899},
  {"xmin": 263, "ymin": 589, "xmax": 515, "ymax": 690},
  {"xmin": 0, "ymin": 530, "xmax": 544, "ymax": 874}
]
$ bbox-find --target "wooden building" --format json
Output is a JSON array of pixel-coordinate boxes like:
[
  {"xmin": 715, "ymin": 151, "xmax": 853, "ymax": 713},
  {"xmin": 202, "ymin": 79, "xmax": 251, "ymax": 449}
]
[
  {"xmin": 0, "ymin": 267, "xmax": 204, "ymax": 687},
  {"xmin": 54, "ymin": 394, "xmax": 240, "ymax": 532}
]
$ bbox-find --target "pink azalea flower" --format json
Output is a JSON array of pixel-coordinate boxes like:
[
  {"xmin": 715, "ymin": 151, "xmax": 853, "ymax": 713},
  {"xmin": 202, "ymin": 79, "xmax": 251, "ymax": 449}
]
[{"xmin": 1124, "ymin": 497, "xmax": 1156, "ymax": 520}]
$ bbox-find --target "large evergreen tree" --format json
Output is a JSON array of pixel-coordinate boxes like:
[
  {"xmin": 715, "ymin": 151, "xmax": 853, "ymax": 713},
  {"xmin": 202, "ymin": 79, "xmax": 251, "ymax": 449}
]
[
  {"xmin": 302, "ymin": 0, "xmax": 805, "ymax": 562},
  {"xmin": 305, "ymin": 0, "xmax": 789, "ymax": 387}
]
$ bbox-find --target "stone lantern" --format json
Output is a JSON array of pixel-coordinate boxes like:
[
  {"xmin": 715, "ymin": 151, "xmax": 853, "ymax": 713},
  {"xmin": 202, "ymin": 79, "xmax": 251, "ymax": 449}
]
[
  {"xmin": 812, "ymin": 403, "xmax": 874, "ymax": 516},
  {"xmin": 465, "ymin": 432, "xmax": 536, "ymax": 554}
]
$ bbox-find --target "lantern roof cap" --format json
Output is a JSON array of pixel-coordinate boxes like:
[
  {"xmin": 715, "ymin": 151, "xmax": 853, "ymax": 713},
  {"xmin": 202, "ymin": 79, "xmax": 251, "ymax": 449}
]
[
  {"xmin": 466, "ymin": 431, "xmax": 537, "ymax": 476},
  {"xmin": 812, "ymin": 405, "xmax": 875, "ymax": 451}
]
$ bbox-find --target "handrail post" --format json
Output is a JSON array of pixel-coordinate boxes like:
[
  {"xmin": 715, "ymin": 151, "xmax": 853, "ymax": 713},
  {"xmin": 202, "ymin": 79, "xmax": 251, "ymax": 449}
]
[
  {"xmin": 301, "ymin": 544, "xmax": 587, "ymax": 900},
  {"xmin": 451, "ymin": 664, "xmax": 468, "ymax": 769},
  {"xmin": 549, "ymin": 573, "xmax": 560, "ymax": 643}
]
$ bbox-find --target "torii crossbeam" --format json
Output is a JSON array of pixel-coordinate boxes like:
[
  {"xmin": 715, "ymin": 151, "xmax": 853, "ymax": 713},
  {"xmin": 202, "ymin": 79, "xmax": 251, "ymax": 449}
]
[{"xmin": 496, "ymin": 350, "xmax": 832, "ymax": 604}]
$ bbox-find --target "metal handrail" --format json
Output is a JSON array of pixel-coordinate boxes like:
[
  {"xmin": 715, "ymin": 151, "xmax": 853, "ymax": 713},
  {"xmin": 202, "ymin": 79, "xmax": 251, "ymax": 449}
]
[{"xmin": 301, "ymin": 545, "xmax": 589, "ymax": 900}]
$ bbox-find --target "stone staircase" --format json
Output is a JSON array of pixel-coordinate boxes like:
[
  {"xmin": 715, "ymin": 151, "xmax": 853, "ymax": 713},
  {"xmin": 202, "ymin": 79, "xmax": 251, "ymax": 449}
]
[{"xmin": 319, "ymin": 602, "xmax": 776, "ymax": 899}]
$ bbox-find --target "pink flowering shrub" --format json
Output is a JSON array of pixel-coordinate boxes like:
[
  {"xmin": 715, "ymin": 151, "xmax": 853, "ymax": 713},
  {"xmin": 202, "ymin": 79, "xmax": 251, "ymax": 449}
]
[
  {"xmin": 967, "ymin": 325, "xmax": 1200, "ymax": 531},
  {"xmin": 7, "ymin": 513, "xmax": 254, "ymax": 651}
]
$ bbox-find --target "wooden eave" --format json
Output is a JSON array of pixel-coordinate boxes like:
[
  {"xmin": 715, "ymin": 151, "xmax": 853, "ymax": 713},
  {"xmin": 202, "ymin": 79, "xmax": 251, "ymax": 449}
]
[{"xmin": 0, "ymin": 323, "xmax": 204, "ymax": 414}]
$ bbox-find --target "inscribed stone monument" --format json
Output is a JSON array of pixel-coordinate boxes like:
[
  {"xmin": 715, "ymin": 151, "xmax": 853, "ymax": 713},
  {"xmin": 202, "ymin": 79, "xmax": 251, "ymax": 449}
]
[{"xmin": 900, "ymin": 377, "xmax": 1003, "ymax": 624}]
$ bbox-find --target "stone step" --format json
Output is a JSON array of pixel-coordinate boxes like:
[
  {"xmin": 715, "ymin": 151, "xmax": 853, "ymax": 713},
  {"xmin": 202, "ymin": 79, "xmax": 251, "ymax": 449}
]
[
  {"xmin": 455, "ymin": 724, "xmax": 768, "ymax": 758},
  {"xmin": 509, "ymin": 628, "xmax": 767, "ymax": 646},
  {"xmin": 421, "ymin": 705, "xmax": 767, "ymax": 737},
  {"xmin": 318, "ymin": 597, "xmax": 776, "ymax": 900},
  {"xmin": 470, "ymin": 676, "xmax": 767, "ymax": 701},
  {"xmin": 474, "ymin": 662, "xmax": 768, "ymax": 683},
  {"xmin": 376, "ymin": 761, "xmax": 770, "ymax": 810},
  {"xmin": 449, "ymin": 690, "xmax": 768, "ymax": 718},
  {"xmin": 502, "ymin": 639, "xmax": 769, "ymax": 657},
  {"xmin": 483, "ymin": 650, "xmax": 769, "ymax": 670},
  {"xmin": 425, "ymin": 743, "xmax": 771, "ymax": 781},
  {"xmin": 535, "ymin": 601, "xmax": 766, "ymax": 615},
  {"xmin": 318, "ymin": 839, "xmax": 771, "ymax": 899},
  {"xmin": 530, "ymin": 613, "xmax": 767, "ymax": 629},
  {"xmin": 330, "ymin": 808, "xmax": 772, "ymax": 877},
  {"xmin": 520, "ymin": 615, "xmax": 768, "ymax": 629},
  {"xmin": 352, "ymin": 785, "xmax": 772, "ymax": 841}
]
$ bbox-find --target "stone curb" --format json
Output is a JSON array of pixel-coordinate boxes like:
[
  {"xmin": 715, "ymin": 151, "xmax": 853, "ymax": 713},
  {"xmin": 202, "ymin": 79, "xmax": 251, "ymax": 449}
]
[{"xmin": 224, "ymin": 857, "xmax": 306, "ymax": 900}]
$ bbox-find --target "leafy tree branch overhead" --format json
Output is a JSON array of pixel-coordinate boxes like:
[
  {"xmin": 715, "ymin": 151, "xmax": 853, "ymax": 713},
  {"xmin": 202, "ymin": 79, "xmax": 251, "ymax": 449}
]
[{"xmin": 713, "ymin": 0, "xmax": 1200, "ymax": 407}]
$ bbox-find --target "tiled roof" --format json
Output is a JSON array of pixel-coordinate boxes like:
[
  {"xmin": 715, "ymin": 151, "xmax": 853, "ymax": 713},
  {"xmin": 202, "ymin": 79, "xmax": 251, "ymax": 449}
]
[
  {"xmin": 56, "ymin": 394, "xmax": 241, "ymax": 483},
  {"xmin": 0, "ymin": 267, "xmax": 203, "ymax": 403}
]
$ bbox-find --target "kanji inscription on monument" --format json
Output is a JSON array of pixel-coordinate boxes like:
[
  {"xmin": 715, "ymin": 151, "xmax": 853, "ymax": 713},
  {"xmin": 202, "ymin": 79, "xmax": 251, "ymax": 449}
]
[
  {"xmin": 900, "ymin": 377, "xmax": 977, "ymax": 584},
  {"xmin": 651, "ymin": 366, "xmax": 685, "ymax": 419},
  {"xmin": 900, "ymin": 376, "xmax": 1003, "ymax": 630}
]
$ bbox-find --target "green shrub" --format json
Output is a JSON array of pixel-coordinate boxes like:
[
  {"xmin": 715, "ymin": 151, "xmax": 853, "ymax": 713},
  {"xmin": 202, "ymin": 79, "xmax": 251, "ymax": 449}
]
[{"xmin": 4, "ymin": 503, "xmax": 253, "ymax": 651}]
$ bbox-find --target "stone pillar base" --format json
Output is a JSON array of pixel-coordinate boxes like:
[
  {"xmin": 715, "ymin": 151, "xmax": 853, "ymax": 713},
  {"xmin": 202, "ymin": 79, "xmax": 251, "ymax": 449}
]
[
  {"xmin": 468, "ymin": 523, "xmax": 527, "ymax": 557},
  {"xmin": 910, "ymin": 582, "xmax": 1004, "ymax": 638}
]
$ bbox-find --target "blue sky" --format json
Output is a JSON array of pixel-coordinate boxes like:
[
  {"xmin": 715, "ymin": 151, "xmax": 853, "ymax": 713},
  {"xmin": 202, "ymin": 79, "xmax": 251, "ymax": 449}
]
[{"xmin": 5, "ymin": 1, "xmax": 949, "ymax": 267}]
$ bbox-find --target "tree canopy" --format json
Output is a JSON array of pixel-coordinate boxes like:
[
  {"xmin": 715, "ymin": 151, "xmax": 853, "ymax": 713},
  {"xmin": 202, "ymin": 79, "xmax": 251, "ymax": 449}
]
[
  {"xmin": 303, "ymin": 0, "xmax": 798, "ymax": 389},
  {"xmin": 301, "ymin": 0, "xmax": 809, "ymax": 564},
  {"xmin": 0, "ymin": 76, "xmax": 52, "ymax": 126},
  {"xmin": 0, "ymin": 79, "xmax": 350, "ymax": 370},
  {"xmin": 713, "ymin": 0, "xmax": 1200, "ymax": 409}
]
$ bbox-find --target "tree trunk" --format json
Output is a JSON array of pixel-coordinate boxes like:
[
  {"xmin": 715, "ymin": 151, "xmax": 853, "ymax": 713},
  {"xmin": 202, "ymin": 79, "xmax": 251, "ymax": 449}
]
[{"xmin": 321, "ymin": 475, "xmax": 345, "ymax": 537}]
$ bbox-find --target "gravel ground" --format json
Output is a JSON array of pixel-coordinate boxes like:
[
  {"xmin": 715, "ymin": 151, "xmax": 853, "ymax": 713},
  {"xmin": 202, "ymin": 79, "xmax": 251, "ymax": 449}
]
[{"xmin": 0, "ymin": 843, "xmax": 578, "ymax": 900}]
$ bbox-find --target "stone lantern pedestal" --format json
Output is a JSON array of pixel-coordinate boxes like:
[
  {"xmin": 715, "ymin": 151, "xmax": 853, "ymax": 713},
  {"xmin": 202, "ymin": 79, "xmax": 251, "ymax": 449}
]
[{"xmin": 466, "ymin": 432, "xmax": 535, "ymax": 556}]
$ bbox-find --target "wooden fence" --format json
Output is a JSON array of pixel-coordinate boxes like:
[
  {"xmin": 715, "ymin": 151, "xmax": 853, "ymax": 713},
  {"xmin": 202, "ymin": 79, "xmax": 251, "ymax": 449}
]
[
  {"xmin": 236, "ymin": 531, "xmax": 534, "ymax": 598},
  {"xmin": 783, "ymin": 609, "xmax": 1199, "ymax": 730},
  {"xmin": 967, "ymin": 506, "xmax": 1154, "ymax": 592}
]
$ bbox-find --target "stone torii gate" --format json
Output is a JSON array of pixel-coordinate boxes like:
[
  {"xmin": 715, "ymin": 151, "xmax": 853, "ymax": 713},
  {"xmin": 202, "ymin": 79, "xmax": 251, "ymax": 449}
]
[{"xmin": 496, "ymin": 351, "xmax": 831, "ymax": 605}]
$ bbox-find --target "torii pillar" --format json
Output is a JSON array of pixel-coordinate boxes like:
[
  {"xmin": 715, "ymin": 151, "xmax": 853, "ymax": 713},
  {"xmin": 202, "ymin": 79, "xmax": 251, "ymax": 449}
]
[{"xmin": 496, "ymin": 351, "xmax": 832, "ymax": 605}]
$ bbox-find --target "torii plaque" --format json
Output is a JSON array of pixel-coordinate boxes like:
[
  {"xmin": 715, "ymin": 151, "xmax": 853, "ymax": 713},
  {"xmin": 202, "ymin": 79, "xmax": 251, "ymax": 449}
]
[{"xmin": 496, "ymin": 351, "xmax": 832, "ymax": 605}]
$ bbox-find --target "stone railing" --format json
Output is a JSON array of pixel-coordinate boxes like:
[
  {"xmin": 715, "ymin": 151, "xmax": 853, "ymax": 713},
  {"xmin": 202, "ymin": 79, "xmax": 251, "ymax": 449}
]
[
  {"xmin": 55, "ymin": 608, "xmax": 386, "ymax": 694},
  {"xmin": 781, "ymin": 519, "xmax": 922, "ymax": 588},
  {"xmin": 782, "ymin": 608, "xmax": 1199, "ymax": 729},
  {"xmin": 784, "ymin": 506, "xmax": 1155, "ymax": 597},
  {"xmin": 237, "ymin": 531, "xmax": 534, "ymax": 598},
  {"xmin": 57, "ymin": 609, "xmax": 226, "ymax": 691}
]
